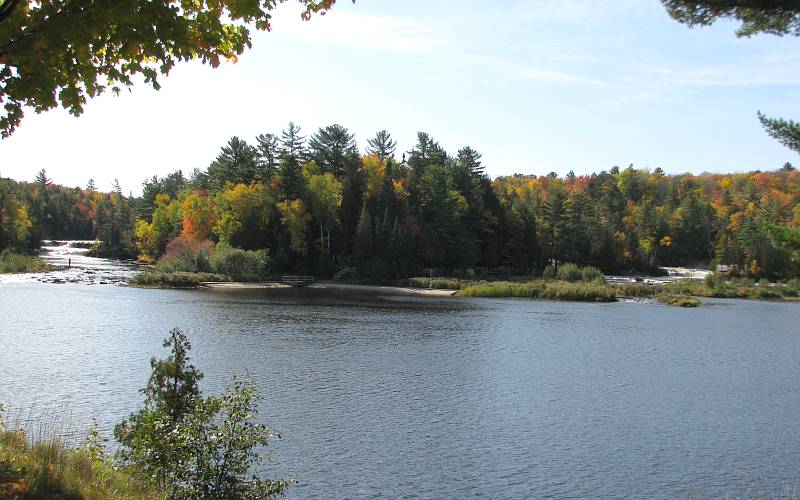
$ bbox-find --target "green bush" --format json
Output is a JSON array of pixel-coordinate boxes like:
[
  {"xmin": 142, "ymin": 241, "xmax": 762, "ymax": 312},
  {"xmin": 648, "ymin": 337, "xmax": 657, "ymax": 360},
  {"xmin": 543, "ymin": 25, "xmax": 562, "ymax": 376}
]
[
  {"xmin": 129, "ymin": 271, "xmax": 227, "ymax": 288},
  {"xmin": 656, "ymin": 293, "xmax": 701, "ymax": 307},
  {"xmin": 156, "ymin": 237, "xmax": 214, "ymax": 274},
  {"xmin": 0, "ymin": 250, "xmax": 50, "ymax": 273},
  {"xmin": 556, "ymin": 263, "xmax": 582, "ymax": 282},
  {"xmin": 581, "ymin": 266, "xmax": 603, "ymax": 282},
  {"xmin": 115, "ymin": 329, "xmax": 289, "ymax": 498},
  {"xmin": 209, "ymin": 246, "xmax": 268, "ymax": 281},
  {"xmin": 541, "ymin": 265, "xmax": 556, "ymax": 279}
]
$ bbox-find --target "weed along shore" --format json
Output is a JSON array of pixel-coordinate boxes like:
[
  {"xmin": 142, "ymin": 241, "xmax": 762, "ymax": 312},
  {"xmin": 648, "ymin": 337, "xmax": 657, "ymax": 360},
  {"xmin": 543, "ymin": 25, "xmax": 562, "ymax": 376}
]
[{"xmin": 127, "ymin": 265, "xmax": 800, "ymax": 307}]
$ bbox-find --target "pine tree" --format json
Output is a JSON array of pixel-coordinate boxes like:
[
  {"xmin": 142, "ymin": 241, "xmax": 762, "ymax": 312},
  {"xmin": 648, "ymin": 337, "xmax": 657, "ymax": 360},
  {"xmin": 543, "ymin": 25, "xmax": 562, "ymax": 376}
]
[
  {"xmin": 366, "ymin": 130, "xmax": 397, "ymax": 161},
  {"xmin": 353, "ymin": 203, "xmax": 373, "ymax": 262},
  {"xmin": 278, "ymin": 123, "xmax": 307, "ymax": 199},
  {"xmin": 308, "ymin": 124, "xmax": 357, "ymax": 176},
  {"xmin": 208, "ymin": 137, "xmax": 259, "ymax": 191},
  {"xmin": 256, "ymin": 133, "xmax": 280, "ymax": 179}
]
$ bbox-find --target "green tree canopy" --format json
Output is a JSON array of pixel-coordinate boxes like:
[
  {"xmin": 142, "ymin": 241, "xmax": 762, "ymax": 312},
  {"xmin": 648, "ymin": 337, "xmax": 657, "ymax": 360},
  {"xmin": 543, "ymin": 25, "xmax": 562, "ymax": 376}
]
[
  {"xmin": 366, "ymin": 130, "xmax": 397, "ymax": 161},
  {"xmin": 662, "ymin": 1, "xmax": 800, "ymax": 36},
  {"xmin": 0, "ymin": 0, "xmax": 346, "ymax": 137}
]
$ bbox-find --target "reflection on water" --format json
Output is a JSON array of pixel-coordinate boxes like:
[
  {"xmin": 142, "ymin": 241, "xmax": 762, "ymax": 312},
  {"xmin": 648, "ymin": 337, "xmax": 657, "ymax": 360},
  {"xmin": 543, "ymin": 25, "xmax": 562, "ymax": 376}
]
[{"xmin": 1, "ymin": 283, "xmax": 800, "ymax": 498}]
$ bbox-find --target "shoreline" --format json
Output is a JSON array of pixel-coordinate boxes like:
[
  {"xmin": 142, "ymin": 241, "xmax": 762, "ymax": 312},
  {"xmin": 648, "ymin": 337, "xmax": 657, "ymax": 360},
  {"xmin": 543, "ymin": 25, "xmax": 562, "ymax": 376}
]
[{"xmin": 202, "ymin": 281, "xmax": 459, "ymax": 297}]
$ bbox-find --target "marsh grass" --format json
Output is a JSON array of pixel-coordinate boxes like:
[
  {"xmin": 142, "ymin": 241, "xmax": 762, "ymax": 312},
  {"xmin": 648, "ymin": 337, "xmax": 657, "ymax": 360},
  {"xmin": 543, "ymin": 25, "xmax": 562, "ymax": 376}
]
[
  {"xmin": 129, "ymin": 271, "xmax": 227, "ymax": 288},
  {"xmin": 404, "ymin": 277, "xmax": 470, "ymax": 290},
  {"xmin": 457, "ymin": 280, "xmax": 616, "ymax": 302},
  {"xmin": 655, "ymin": 293, "xmax": 701, "ymax": 307},
  {"xmin": 0, "ymin": 251, "xmax": 50, "ymax": 274},
  {"xmin": 0, "ymin": 405, "xmax": 161, "ymax": 499}
]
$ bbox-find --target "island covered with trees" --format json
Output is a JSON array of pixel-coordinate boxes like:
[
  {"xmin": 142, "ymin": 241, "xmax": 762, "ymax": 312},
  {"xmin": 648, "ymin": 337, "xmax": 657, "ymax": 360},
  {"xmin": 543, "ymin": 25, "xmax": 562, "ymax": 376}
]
[{"xmin": 2, "ymin": 123, "xmax": 799, "ymax": 286}]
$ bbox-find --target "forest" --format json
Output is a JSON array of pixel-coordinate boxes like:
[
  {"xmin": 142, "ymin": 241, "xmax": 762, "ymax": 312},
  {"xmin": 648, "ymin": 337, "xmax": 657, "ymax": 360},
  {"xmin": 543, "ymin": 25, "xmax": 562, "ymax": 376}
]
[{"xmin": 2, "ymin": 123, "xmax": 800, "ymax": 280}]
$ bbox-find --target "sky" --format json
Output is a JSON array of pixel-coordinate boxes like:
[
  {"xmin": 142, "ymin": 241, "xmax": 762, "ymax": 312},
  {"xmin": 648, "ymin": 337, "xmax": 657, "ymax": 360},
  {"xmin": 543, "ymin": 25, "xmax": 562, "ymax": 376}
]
[{"xmin": 2, "ymin": 0, "xmax": 800, "ymax": 195}]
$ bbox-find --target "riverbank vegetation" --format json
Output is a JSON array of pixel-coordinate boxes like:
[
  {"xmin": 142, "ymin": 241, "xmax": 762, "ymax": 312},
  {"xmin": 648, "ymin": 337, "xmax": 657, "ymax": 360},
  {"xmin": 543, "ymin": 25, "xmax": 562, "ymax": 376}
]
[
  {"xmin": 1, "ymin": 329, "xmax": 287, "ymax": 499},
  {"xmin": 458, "ymin": 280, "xmax": 616, "ymax": 302},
  {"xmin": 0, "ymin": 404, "xmax": 161, "ymax": 499},
  {"xmin": 0, "ymin": 250, "xmax": 50, "ymax": 273},
  {"xmin": 129, "ymin": 271, "xmax": 228, "ymax": 288},
  {"xmin": 2, "ymin": 127, "xmax": 800, "ymax": 282},
  {"xmin": 404, "ymin": 263, "xmax": 800, "ymax": 305},
  {"xmin": 654, "ymin": 293, "xmax": 701, "ymax": 307}
]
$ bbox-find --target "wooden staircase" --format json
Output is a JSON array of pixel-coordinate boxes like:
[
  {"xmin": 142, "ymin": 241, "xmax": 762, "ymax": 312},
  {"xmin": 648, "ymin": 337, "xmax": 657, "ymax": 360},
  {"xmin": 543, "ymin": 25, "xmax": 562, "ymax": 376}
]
[{"xmin": 333, "ymin": 267, "xmax": 356, "ymax": 281}]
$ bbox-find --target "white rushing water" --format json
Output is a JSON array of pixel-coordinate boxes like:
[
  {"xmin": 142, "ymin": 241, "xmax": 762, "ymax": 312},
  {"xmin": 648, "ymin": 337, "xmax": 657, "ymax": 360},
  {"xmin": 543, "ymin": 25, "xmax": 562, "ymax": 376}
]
[
  {"xmin": 605, "ymin": 266, "xmax": 712, "ymax": 285},
  {"xmin": 0, "ymin": 240, "xmax": 140, "ymax": 285}
]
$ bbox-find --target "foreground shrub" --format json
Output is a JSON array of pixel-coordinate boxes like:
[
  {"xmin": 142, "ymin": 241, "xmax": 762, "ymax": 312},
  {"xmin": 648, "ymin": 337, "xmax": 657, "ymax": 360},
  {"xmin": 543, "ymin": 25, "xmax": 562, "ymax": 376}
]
[
  {"xmin": 115, "ymin": 329, "xmax": 288, "ymax": 498},
  {"xmin": 209, "ymin": 246, "xmax": 268, "ymax": 281}
]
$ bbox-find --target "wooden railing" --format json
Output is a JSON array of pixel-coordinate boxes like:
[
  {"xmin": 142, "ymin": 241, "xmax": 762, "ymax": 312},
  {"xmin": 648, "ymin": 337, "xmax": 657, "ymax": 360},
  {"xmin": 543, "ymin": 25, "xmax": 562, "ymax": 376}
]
[{"xmin": 281, "ymin": 275, "xmax": 315, "ymax": 287}]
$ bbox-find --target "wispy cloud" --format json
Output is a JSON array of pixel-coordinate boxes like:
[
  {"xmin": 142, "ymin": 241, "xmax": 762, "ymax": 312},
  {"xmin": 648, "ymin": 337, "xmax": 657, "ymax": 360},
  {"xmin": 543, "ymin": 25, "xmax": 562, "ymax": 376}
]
[
  {"xmin": 669, "ymin": 53, "xmax": 800, "ymax": 87},
  {"xmin": 269, "ymin": 5, "xmax": 620, "ymax": 89},
  {"xmin": 501, "ymin": 0, "xmax": 647, "ymax": 23},
  {"xmin": 461, "ymin": 54, "xmax": 621, "ymax": 88},
  {"xmin": 270, "ymin": 6, "xmax": 452, "ymax": 54}
]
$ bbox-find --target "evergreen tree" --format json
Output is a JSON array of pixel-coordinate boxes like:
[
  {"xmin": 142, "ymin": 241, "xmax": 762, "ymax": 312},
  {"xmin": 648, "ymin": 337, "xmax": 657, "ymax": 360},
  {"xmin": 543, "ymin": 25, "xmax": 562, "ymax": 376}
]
[
  {"xmin": 308, "ymin": 124, "xmax": 358, "ymax": 176},
  {"xmin": 278, "ymin": 123, "xmax": 307, "ymax": 199},
  {"xmin": 256, "ymin": 133, "xmax": 280, "ymax": 179},
  {"xmin": 208, "ymin": 137, "xmax": 259, "ymax": 191},
  {"xmin": 366, "ymin": 130, "xmax": 397, "ymax": 161},
  {"xmin": 353, "ymin": 203, "xmax": 373, "ymax": 262}
]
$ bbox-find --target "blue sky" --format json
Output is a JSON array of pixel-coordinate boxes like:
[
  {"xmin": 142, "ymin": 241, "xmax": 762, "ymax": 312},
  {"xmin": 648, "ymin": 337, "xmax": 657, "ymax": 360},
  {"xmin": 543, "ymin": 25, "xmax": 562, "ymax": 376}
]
[{"xmin": 2, "ymin": 0, "xmax": 800, "ymax": 194}]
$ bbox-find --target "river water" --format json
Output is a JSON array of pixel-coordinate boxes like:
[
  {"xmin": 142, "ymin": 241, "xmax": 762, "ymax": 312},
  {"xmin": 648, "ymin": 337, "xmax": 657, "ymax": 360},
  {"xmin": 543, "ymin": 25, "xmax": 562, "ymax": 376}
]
[{"xmin": 1, "ymin": 252, "xmax": 800, "ymax": 498}]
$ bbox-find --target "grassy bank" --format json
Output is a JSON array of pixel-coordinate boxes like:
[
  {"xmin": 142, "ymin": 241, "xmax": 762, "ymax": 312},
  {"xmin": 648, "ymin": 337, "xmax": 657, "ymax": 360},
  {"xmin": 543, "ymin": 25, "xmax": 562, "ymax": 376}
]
[
  {"xmin": 457, "ymin": 280, "xmax": 616, "ymax": 302},
  {"xmin": 129, "ymin": 271, "xmax": 228, "ymax": 288},
  {"xmin": 0, "ymin": 426, "xmax": 161, "ymax": 499},
  {"xmin": 0, "ymin": 251, "xmax": 50, "ymax": 273},
  {"xmin": 654, "ymin": 293, "xmax": 701, "ymax": 307},
  {"xmin": 407, "ymin": 269, "xmax": 800, "ymax": 306}
]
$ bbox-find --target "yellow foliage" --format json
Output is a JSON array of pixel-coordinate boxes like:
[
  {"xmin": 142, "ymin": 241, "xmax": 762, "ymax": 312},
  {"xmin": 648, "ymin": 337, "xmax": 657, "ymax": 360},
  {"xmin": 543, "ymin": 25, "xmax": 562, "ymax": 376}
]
[
  {"xmin": 361, "ymin": 155, "xmax": 385, "ymax": 199},
  {"xmin": 392, "ymin": 179, "xmax": 408, "ymax": 199},
  {"xmin": 182, "ymin": 192, "xmax": 216, "ymax": 241},
  {"xmin": 277, "ymin": 199, "xmax": 311, "ymax": 255}
]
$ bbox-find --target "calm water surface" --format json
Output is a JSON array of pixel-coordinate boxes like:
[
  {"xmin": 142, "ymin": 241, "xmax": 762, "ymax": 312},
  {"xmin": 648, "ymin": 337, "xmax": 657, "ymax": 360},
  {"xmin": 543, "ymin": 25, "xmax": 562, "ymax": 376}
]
[{"xmin": 1, "ymin": 281, "xmax": 800, "ymax": 498}]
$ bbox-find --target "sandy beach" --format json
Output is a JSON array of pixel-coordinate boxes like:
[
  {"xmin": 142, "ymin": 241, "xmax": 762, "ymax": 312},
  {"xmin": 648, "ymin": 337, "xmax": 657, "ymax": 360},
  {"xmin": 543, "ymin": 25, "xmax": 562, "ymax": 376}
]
[{"xmin": 202, "ymin": 281, "xmax": 459, "ymax": 297}]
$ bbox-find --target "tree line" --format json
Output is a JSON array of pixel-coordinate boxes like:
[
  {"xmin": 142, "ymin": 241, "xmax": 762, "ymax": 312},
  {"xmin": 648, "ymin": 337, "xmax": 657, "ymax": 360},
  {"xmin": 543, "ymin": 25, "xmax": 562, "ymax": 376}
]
[{"xmin": 2, "ymin": 123, "xmax": 800, "ymax": 279}]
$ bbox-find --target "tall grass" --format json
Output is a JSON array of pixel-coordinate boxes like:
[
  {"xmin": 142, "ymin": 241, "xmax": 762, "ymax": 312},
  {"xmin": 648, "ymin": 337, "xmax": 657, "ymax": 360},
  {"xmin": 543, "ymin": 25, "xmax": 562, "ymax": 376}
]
[
  {"xmin": 655, "ymin": 293, "xmax": 701, "ymax": 307},
  {"xmin": 405, "ymin": 277, "xmax": 469, "ymax": 290},
  {"xmin": 129, "ymin": 271, "xmax": 227, "ymax": 288},
  {"xmin": 0, "ymin": 406, "xmax": 161, "ymax": 499},
  {"xmin": 457, "ymin": 280, "xmax": 616, "ymax": 302},
  {"xmin": 0, "ymin": 251, "xmax": 50, "ymax": 273}
]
